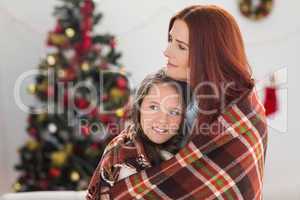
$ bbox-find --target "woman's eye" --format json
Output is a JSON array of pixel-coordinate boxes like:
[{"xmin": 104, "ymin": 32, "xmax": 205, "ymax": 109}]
[{"xmin": 178, "ymin": 44, "xmax": 186, "ymax": 50}]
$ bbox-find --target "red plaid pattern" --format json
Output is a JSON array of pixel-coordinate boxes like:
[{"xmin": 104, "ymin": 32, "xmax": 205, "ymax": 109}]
[{"xmin": 108, "ymin": 88, "xmax": 268, "ymax": 200}]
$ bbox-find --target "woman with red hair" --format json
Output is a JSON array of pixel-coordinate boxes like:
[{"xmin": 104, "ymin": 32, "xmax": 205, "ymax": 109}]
[{"xmin": 88, "ymin": 5, "xmax": 268, "ymax": 200}]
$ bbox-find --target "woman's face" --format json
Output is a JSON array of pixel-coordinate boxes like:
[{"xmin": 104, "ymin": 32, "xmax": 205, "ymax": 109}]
[
  {"xmin": 140, "ymin": 83, "xmax": 183, "ymax": 144},
  {"xmin": 164, "ymin": 19, "xmax": 190, "ymax": 83}
]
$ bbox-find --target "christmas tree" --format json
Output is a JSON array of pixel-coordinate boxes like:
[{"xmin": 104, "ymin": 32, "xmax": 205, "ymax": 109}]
[{"xmin": 13, "ymin": 0, "xmax": 130, "ymax": 192}]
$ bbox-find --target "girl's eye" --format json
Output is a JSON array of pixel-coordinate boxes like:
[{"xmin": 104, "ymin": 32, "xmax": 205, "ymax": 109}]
[
  {"xmin": 169, "ymin": 110, "xmax": 181, "ymax": 116},
  {"xmin": 149, "ymin": 105, "xmax": 159, "ymax": 111}
]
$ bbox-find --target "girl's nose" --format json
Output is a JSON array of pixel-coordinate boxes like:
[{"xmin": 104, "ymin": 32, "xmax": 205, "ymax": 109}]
[{"xmin": 157, "ymin": 110, "xmax": 169, "ymax": 124}]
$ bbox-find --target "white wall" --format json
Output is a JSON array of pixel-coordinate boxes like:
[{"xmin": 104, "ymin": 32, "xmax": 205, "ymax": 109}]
[{"xmin": 0, "ymin": 0, "xmax": 299, "ymax": 199}]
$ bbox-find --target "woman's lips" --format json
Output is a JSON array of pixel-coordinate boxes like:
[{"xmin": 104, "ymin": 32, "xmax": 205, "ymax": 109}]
[{"xmin": 167, "ymin": 62, "xmax": 177, "ymax": 68}]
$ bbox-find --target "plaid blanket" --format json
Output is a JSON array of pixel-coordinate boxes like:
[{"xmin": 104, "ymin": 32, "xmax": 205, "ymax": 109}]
[
  {"xmin": 86, "ymin": 125, "xmax": 155, "ymax": 200},
  {"xmin": 106, "ymin": 88, "xmax": 268, "ymax": 200}
]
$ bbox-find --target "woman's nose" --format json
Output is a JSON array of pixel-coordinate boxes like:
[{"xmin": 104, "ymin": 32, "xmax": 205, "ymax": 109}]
[{"xmin": 163, "ymin": 44, "xmax": 171, "ymax": 58}]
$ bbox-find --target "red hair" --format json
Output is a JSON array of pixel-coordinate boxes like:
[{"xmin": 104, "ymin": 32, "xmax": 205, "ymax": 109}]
[{"xmin": 169, "ymin": 5, "xmax": 254, "ymax": 126}]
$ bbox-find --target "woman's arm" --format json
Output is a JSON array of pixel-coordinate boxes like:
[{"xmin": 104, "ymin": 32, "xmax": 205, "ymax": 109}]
[{"xmin": 108, "ymin": 90, "xmax": 268, "ymax": 200}]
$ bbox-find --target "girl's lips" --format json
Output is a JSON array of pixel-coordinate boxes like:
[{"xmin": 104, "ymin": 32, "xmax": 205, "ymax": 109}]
[{"xmin": 152, "ymin": 127, "xmax": 168, "ymax": 135}]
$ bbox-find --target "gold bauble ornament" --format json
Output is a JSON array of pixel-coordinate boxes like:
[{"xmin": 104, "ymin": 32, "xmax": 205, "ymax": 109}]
[
  {"xmin": 65, "ymin": 28, "xmax": 75, "ymax": 38},
  {"xmin": 115, "ymin": 108, "xmax": 124, "ymax": 117},
  {"xmin": 37, "ymin": 113, "xmax": 47, "ymax": 122},
  {"xmin": 47, "ymin": 55, "xmax": 56, "ymax": 66},
  {"xmin": 57, "ymin": 69, "xmax": 66, "ymax": 78},
  {"xmin": 27, "ymin": 84, "xmax": 37, "ymax": 94},
  {"xmin": 70, "ymin": 171, "xmax": 80, "ymax": 182},
  {"xmin": 13, "ymin": 182, "xmax": 22, "ymax": 192},
  {"xmin": 49, "ymin": 33, "xmax": 68, "ymax": 46},
  {"xmin": 26, "ymin": 139, "xmax": 40, "ymax": 151},
  {"xmin": 81, "ymin": 62, "xmax": 90, "ymax": 71},
  {"xmin": 51, "ymin": 151, "xmax": 68, "ymax": 167},
  {"xmin": 64, "ymin": 143, "xmax": 73, "ymax": 155},
  {"xmin": 110, "ymin": 88, "xmax": 123, "ymax": 99}
]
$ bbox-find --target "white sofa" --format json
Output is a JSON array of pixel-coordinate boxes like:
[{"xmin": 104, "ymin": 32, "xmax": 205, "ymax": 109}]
[{"xmin": 0, "ymin": 191, "xmax": 87, "ymax": 200}]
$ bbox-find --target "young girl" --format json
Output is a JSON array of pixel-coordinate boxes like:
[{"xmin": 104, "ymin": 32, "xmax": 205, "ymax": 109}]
[{"xmin": 86, "ymin": 70, "xmax": 191, "ymax": 200}]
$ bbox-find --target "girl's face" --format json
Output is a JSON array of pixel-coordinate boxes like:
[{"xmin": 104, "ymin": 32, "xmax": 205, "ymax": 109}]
[
  {"xmin": 164, "ymin": 19, "xmax": 190, "ymax": 83},
  {"xmin": 140, "ymin": 83, "xmax": 183, "ymax": 144}
]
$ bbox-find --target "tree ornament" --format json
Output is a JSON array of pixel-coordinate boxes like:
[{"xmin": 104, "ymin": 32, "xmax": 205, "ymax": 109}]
[
  {"xmin": 70, "ymin": 171, "xmax": 80, "ymax": 182},
  {"xmin": 47, "ymin": 55, "xmax": 56, "ymax": 66},
  {"xmin": 110, "ymin": 87, "xmax": 124, "ymax": 99},
  {"xmin": 37, "ymin": 113, "xmax": 47, "ymax": 122},
  {"xmin": 65, "ymin": 28, "xmax": 76, "ymax": 38},
  {"xmin": 27, "ymin": 84, "xmax": 37, "ymax": 94},
  {"xmin": 81, "ymin": 62, "xmax": 90, "ymax": 71},
  {"xmin": 49, "ymin": 167, "xmax": 61, "ymax": 178},
  {"xmin": 51, "ymin": 151, "xmax": 68, "ymax": 167},
  {"xmin": 81, "ymin": 125, "xmax": 90, "ymax": 136},
  {"xmin": 28, "ymin": 127, "xmax": 38, "ymax": 138},
  {"xmin": 115, "ymin": 108, "xmax": 124, "ymax": 118},
  {"xmin": 48, "ymin": 33, "xmax": 69, "ymax": 47},
  {"xmin": 75, "ymin": 98, "xmax": 90, "ymax": 109},
  {"xmin": 48, "ymin": 123, "xmax": 58, "ymax": 133},
  {"xmin": 99, "ymin": 114, "xmax": 111, "ymax": 123},
  {"xmin": 117, "ymin": 77, "xmax": 127, "ymax": 89},
  {"xmin": 54, "ymin": 20, "xmax": 63, "ymax": 33},
  {"xmin": 13, "ymin": 182, "xmax": 22, "ymax": 192},
  {"xmin": 26, "ymin": 139, "xmax": 40, "ymax": 151}
]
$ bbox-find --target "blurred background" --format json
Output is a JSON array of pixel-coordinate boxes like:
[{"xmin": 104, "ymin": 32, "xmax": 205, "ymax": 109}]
[{"xmin": 0, "ymin": 0, "xmax": 298, "ymax": 199}]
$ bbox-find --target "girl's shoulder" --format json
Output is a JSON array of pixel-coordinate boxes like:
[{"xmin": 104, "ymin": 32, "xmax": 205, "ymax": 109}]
[
  {"xmin": 99, "ymin": 124, "xmax": 151, "ymax": 185},
  {"xmin": 102, "ymin": 124, "xmax": 137, "ymax": 155}
]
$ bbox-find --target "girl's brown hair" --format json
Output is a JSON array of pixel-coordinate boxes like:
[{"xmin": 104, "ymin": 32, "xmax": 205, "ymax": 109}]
[
  {"xmin": 131, "ymin": 70, "xmax": 191, "ymax": 165},
  {"xmin": 169, "ymin": 5, "xmax": 254, "ymax": 128}
]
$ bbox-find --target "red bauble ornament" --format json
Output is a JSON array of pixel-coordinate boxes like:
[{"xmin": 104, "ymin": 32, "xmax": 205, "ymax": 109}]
[
  {"xmin": 99, "ymin": 114, "xmax": 111, "ymax": 123},
  {"xmin": 91, "ymin": 143, "xmax": 99, "ymax": 150},
  {"xmin": 117, "ymin": 77, "xmax": 127, "ymax": 89},
  {"xmin": 75, "ymin": 98, "xmax": 90, "ymax": 109},
  {"xmin": 61, "ymin": 68, "xmax": 76, "ymax": 82},
  {"xmin": 49, "ymin": 168, "xmax": 61, "ymax": 177},
  {"xmin": 89, "ymin": 107, "xmax": 98, "ymax": 118},
  {"xmin": 28, "ymin": 127, "xmax": 38, "ymax": 138},
  {"xmin": 54, "ymin": 21, "xmax": 63, "ymax": 34},
  {"xmin": 81, "ymin": 125, "xmax": 90, "ymax": 136}
]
